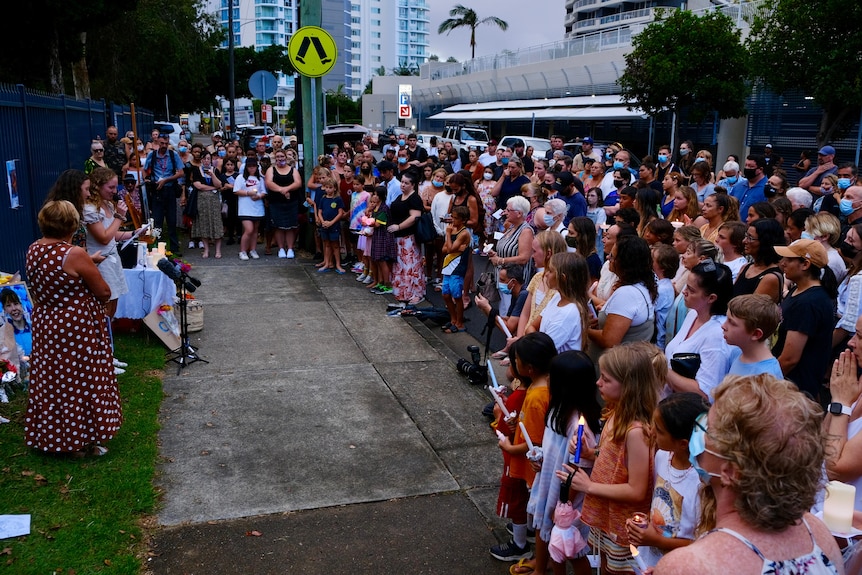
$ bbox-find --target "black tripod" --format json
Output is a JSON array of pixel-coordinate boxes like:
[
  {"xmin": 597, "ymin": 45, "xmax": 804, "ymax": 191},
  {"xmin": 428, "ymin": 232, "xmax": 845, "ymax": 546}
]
[{"xmin": 165, "ymin": 276, "xmax": 208, "ymax": 374}]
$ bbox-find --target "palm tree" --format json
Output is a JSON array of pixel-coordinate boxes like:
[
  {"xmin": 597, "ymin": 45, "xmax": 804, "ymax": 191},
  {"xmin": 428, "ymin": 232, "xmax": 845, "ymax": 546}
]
[{"xmin": 437, "ymin": 4, "xmax": 508, "ymax": 60}]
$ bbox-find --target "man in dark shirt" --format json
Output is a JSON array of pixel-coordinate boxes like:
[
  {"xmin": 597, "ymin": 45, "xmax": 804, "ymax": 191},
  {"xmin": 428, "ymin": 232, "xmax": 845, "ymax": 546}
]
[{"xmin": 491, "ymin": 156, "xmax": 530, "ymax": 211}]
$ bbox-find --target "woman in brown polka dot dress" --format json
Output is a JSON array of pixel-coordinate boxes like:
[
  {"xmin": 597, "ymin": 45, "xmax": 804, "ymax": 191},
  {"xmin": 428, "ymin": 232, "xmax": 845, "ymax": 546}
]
[{"xmin": 24, "ymin": 200, "xmax": 122, "ymax": 455}]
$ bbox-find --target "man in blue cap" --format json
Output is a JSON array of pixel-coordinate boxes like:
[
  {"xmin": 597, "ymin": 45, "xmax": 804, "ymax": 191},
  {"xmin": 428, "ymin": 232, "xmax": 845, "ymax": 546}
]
[
  {"xmin": 799, "ymin": 145, "xmax": 838, "ymax": 196},
  {"xmin": 572, "ymin": 136, "xmax": 602, "ymax": 172}
]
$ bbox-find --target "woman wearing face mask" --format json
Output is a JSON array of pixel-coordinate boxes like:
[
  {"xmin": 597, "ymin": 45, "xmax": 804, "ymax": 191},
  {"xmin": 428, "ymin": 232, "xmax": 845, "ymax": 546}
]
[
  {"xmin": 476, "ymin": 165, "xmax": 498, "ymax": 241},
  {"xmin": 567, "ymin": 217, "xmax": 602, "ymax": 283},
  {"xmin": 717, "ymin": 160, "xmax": 741, "ymax": 190},
  {"xmin": 833, "ymin": 222, "xmax": 862, "ymax": 353},
  {"xmin": 657, "ymin": 375, "xmax": 842, "ymax": 575},
  {"xmin": 815, "ymin": 174, "xmax": 841, "ymax": 217},
  {"xmin": 265, "ymin": 149, "xmax": 303, "ymax": 259},
  {"xmin": 217, "ymin": 157, "xmax": 241, "ymax": 246},
  {"xmin": 212, "ymin": 144, "xmax": 228, "ymax": 172},
  {"xmin": 677, "ymin": 140, "xmax": 694, "ymax": 178},
  {"xmin": 689, "ymin": 162, "xmax": 715, "ymax": 204}
]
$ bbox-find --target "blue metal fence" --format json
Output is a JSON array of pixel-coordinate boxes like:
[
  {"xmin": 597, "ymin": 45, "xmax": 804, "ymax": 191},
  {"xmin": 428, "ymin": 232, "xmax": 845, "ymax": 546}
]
[{"xmin": 0, "ymin": 84, "xmax": 153, "ymax": 276}]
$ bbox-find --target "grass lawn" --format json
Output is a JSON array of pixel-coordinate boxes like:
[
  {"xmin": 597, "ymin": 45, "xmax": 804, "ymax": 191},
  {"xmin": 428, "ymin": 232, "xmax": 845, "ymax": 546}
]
[{"xmin": 0, "ymin": 331, "xmax": 164, "ymax": 574}]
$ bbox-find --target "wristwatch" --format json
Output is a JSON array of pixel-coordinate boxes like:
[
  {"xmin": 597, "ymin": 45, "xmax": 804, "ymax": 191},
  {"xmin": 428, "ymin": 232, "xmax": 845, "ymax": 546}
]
[{"xmin": 829, "ymin": 402, "xmax": 852, "ymax": 416}]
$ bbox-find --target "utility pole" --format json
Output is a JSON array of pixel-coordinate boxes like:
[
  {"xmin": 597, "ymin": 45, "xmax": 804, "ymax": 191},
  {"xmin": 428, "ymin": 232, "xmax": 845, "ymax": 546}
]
[
  {"xmin": 299, "ymin": 0, "xmax": 323, "ymax": 166},
  {"xmin": 228, "ymin": 0, "xmax": 236, "ymax": 138}
]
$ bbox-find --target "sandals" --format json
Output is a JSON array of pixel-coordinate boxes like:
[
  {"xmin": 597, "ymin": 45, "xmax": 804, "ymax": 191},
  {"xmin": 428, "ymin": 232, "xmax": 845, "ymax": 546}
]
[
  {"xmin": 509, "ymin": 559, "xmax": 535, "ymax": 575},
  {"xmin": 443, "ymin": 325, "xmax": 464, "ymax": 334},
  {"xmin": 491, "ymin": 350, "xmax": 508, "ymax": 360},
  {"xmin": 441, "ymin": 322, "xmax": 453, "ymax": 331}
]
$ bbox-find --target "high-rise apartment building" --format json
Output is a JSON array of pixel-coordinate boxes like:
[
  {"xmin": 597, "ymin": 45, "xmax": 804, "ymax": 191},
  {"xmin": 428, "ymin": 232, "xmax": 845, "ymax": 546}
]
[
  {"xmin": 348, "ymin": 0, "xmax": 429, "ymax": 98},
  {"xmin": 564, "ymin": 0, "xmax": 714, "ymax": 37}
]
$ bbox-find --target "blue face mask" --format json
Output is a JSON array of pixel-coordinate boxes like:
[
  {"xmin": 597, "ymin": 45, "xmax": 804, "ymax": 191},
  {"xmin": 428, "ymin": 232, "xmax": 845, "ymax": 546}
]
[
  {"xmin": 838, "ymin": 178, "xmax": 852, "ymax": 190},
  {"xmin": 502, "ymin": 157, "xmax": 510, "ymax": 165},
  {"xmin": 725, "ymin": 175, "xmax": 738, "ymax": 185},
  {"xmin": 397, "ymin": 139, "xmax": 406, "ymax": 147},
  {"xmin": 397, "ymin": 157, "xmax": 407, "ymax": 165},
  {"xmin": 657, "ymin": 154, "xmax": 668, "ymax": 164},
  {"xmin": 694, "ymin": 157, "xmax": 705, "ymax": 164},
  {"xmin": 178, "ymin": 146, "xmax": 188, "ymax": 153},
  {"xmin": 605, "ymin": 151, "xmax": 613, "ymax": 160},
  {"xmin": 689, "ymin": 413, "xmax": 724, "ymax": 486},
  {"xmin": 432, "ymin": 180, "xmax": 444, "ymax": 188},
  {"xmin": 679, "ymin": 148, "xmax": 689, "ymax": 156},
  {"xmin": 218, "ymin": 150, "xmax": 227, "ymax": 158},
  {"xmin": 542, "ymin": 214, "xmax": 556, "ymax": 227},
  {"xmin": 801, "ymin": 231, "xmax": 815, "ymax": 240},
  {"xmin": 840, "ymin": 198, "xmax": 858, "ymax": 216},
  {"xmin": 497, "ymin": 280, "xmax": 512, "ymax": 295},
  {"xmin": 613, "ymin": 160, "xmax": 624, "ymax": 170}
]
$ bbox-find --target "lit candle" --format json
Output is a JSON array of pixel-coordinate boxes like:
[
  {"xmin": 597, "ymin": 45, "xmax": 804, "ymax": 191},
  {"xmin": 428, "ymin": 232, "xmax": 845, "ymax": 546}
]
[
  {"xmin": 157, "ymin": 241, "xmax": 167, "ymax": 254},
  {"xmin": 488, "ymin": 362, "xmax": 500, "ymax": 388},
  {"xmin": 629, "ymin": 545, "xmax": 648, "ymax": 574},
  {"xmin": 518, "ymin": 421, "xmax": 535, "ymax": 452},
  {"xmin": 488, "ymin": 386, "xmax": 510, "ymax": 418},
  {"xmin": 823, "ymin": 480, "xmax": 855, "ymax": 533},
  {"xmin": 571, "ymin": 415, "xmax": 586, "ymax": 465}
]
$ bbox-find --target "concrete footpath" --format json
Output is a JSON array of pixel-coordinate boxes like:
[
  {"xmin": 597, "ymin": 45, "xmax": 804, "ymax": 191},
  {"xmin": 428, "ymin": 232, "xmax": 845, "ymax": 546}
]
[{"xmin": 147, "ymin": 244, "xmax": 514, "ymax": 574}]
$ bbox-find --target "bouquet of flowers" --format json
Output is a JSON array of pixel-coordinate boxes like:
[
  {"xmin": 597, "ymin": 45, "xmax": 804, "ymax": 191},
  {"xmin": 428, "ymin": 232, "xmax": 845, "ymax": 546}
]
[{"xmin": 0, "ymin": 358, "xmax": 19, "ymax": 403}]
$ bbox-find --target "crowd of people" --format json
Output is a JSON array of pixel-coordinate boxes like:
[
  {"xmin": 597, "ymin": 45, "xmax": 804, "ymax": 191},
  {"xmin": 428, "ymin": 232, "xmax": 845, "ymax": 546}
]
[{"xmin": 9, "ymin": 126, "xmax": 862, "ymax": 572}]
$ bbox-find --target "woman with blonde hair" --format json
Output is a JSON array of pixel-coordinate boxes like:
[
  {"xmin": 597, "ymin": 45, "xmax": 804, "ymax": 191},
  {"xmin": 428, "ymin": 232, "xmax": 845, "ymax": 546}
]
[
  {"xmin": 526, "ymin": 252, "xmax": 591, "ymax": 353},
  {"xmin": 667, "ymin": 185, "xmax": 700, "ymax": 224},
  {"xmin": 655, "ymin": 375, "xmax": 843, "ymax": 575}
]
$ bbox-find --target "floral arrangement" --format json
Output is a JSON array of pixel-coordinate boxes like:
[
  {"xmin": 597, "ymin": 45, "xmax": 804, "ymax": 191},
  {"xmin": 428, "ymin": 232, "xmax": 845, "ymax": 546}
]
[{"xmin": 0, "ymin": 358, "xmax": 17, "ymax": 383}]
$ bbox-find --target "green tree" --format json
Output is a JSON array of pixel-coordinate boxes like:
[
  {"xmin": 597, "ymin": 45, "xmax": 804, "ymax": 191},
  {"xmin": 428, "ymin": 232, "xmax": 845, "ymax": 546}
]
[
  {"xmin": 325, "ymin": 85, "xmax": 360, "ymax": 125},
  {"xmin": 618, "ymin": 9, "xmax": 750, "ymax": 146},
  {"xmin": 391, "ymin": 62, "xmax": 419, "ymax": 76},
  {"xmin": 211, "ymin": 45, "xmax": 295, "ymax": 99},
  {"xmin": 748, "ymin": 0, "xmax": 862, "ymax": 145},
  {"xmin": 437, "ymin": 4, "xmax": 508, "ymax": 60}
]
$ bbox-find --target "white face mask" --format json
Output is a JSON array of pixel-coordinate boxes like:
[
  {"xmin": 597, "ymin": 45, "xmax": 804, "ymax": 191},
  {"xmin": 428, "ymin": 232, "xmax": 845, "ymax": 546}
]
[
  {"xmin": 483, "ymin": 172, "xmax": 493, "ymax": 180},
  {"xmin": 137, "ymin": 145, "xmax": 144, "ymax": 151}
]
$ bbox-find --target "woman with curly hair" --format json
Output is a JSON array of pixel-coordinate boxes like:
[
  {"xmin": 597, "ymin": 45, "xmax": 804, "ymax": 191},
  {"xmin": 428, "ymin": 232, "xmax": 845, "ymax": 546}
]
[
  {"xmin": 655, "ymin": 374, "xmax": 843, "ymax": 575},
  {"xmin": 45, "ymin": 169, "xmax": 91, "ymax": 249},
  {"xmin": 667, "ymin": 185, "xmax": 701, "ymax": 225},
  {"xmin": 588, "ymin": 236, "xmax": 658, "ymax": 363}
]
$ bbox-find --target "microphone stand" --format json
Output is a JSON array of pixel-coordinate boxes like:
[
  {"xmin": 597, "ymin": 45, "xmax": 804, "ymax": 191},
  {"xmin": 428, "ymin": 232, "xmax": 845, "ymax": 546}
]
[{"xmin": 165, "ymin": 271, "xmax": 208, "ymax": 374}]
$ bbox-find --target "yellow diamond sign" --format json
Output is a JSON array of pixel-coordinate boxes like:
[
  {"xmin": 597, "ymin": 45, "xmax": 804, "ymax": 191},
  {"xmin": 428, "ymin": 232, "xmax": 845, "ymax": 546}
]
[{"xmin": 288, "ymin": 26, "xmax": 338, "ymax": 78}]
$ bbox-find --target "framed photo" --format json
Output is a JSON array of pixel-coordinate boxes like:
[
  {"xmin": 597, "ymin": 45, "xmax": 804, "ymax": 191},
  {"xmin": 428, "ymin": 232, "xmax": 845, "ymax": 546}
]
[{"xmin": 1, "ymin": 281, "xmax": 34, "ymax": 356}]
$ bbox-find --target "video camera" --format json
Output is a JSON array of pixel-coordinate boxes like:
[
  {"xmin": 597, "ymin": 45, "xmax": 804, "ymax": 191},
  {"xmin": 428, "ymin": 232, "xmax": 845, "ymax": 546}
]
[{"xmin": 456, "ymin": 344, "xmax": 488, "ymax": 386}]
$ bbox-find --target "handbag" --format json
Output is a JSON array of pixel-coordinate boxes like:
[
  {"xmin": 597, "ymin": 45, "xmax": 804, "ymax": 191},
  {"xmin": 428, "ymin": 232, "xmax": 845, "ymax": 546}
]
[
  {"xmin": 670, "ymin": 353, "xmax": 701, "ymax": 379},
  {"xmin": 414, "ymin": 211, "xmax": 436, "ymax": 244},
  {"xmin": 476, "ymin": 260, "xmax": 500, "ymax": 303}
]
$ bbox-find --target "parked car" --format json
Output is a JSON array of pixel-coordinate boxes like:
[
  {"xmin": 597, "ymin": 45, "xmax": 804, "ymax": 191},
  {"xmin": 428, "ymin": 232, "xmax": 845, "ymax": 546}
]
[
  {"xmin": 239, "ymin": 125, "xmax": 276, "ymax": 151},
  {"xmin": 416, "ymin": 133, "xmax": 438, "ymax": 154},
  {"xmin": 154, "ymin": 121, "xmax": 192, "ymax": 148},
  {"xmin": 565, "ymin": 140, "xmax": 641, "ymax": 171},
  {"xmin": 441, "ymin": 123, "xmax": 489, "ymax": 155},
  {"xmin": 498, "ymin": 136, "xmax": 552, "ymax": 162},
  {"xmin": 323, "ymin": 124, "xmax": 370, "ymax": 151}
]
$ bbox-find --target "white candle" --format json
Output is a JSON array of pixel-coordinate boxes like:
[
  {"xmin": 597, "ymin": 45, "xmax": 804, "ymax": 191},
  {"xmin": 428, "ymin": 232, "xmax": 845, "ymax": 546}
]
[
  {"xmin": 488, "ymin": 386, "xmax": 510, "ymax": 418},
  {"xmin": 488, "ymin": 362, "xmax": 500, "ymax": 388},
  {"xmin": 496, "ymin": 316, "xmax": 512, "ymax": 338},
  {"xmin": 629, "ymin": 545, "xmax": 648, "ymax": 574},
  {"xmin": 518, "ymin": 421, "xmax": 535, "ymax": 451},
  {"xmin": 157, "ymin": 241, "xmax": 167, "ymax": 254},
  {"xmin": 823, "ymin": 480, "xmax": 855, "ymax": 533}
]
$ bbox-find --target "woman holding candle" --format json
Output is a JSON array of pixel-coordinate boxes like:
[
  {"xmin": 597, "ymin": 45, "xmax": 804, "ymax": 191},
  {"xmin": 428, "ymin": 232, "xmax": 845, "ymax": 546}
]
[
  {"xmin": 558, "ymin": 341, "xmax": 664, "ymax": 575},
  {"xmin": 515, "ymin": 351, "xmax": 601, "ymax": 575},
  {"xmin": 626, "ymin": 392, "xmax": 709, "ymax": 568},
  {"xmin": 492, "ymin": 332, "xmax": 556, "ymax": 563},
  {"xmin": 525, "ymin": 251, "xmax": 591, "ymax": 353},
  {"xmin": 653, "ymin": 374, "xmax": 843, "ymax": 575}
]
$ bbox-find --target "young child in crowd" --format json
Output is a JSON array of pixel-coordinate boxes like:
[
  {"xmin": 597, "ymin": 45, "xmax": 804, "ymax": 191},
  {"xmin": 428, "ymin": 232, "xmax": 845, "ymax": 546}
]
[
  {"xmin": 493, "ymin": 332, "xmax": 556, "ymax": 563},
  {"xmin": 626, "ymin": 392, "xmax": 709, "ymax": 568},
  {"xmin": 652, "ymin": 243, "xmax": 680, "ymax": 350},
  {"xmin": 440, "ymin": 205, "xmax": 471, "ymax": 333},
  {"xmin": 519, "ymin": 351, "xmax": 601, "ymax": 575},
  {"xmin": 349, "ymin": 174, "xmax": 371, "ymax": 275},
  {"xmin": 368, "ymin": 186, "xmax": 396, "ymax": 294},
  {"xmin": 560, "ymin": 341, "xmax": 663, "ymax": 574},
  {"xmin": 306, "ymin": 165, "xmax": 329, "ymax": 259},
  {"xmin": 722, "ymin": 294, "xmax": 783, "ymax": 379},
  {"xmin": 316, "ymin": 177, "xmax": 345, "ymax": 274}
]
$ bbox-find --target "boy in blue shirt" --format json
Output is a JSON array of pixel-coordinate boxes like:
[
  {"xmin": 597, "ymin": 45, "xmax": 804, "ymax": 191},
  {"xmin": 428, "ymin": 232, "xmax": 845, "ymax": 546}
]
[{"xmin": 723, "ymin": 294, "xmax": 783, "ymax": 380}]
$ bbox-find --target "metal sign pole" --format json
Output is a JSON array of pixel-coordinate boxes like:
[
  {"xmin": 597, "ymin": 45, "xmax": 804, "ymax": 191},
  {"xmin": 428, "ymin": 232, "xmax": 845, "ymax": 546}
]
[{"xmin": 311, "ymin": 76, "xmax": 318, "ymax": 161}]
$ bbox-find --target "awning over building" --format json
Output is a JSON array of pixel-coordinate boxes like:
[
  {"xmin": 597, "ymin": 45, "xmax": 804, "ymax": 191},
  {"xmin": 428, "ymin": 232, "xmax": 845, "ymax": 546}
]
[{"xmin": 428, "ymin": 95, "xmax": 648, "ymax": 122}]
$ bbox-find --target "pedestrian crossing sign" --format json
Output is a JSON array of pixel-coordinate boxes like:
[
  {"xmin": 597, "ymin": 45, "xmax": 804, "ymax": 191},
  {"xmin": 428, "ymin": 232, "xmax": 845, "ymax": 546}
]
[{"xmin": 288, "ymin": 26, "xmax": 338, "ymax": 78}]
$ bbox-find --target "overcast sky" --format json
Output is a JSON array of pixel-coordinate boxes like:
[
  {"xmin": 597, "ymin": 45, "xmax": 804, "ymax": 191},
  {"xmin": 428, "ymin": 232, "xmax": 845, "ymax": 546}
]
[{"xmin": 427, "ymin": 2, "xmax": 566, "ymax": 63}]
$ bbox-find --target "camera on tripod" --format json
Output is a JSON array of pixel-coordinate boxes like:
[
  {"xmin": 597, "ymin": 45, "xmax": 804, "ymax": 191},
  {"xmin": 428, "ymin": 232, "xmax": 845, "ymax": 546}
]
[{"xmin": 456, "ymin": 344, "xmax": 488, "ymax": 385}]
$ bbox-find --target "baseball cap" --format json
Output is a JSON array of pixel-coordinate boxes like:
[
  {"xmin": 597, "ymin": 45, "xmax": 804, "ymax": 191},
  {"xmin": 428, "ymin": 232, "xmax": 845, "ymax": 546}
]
[
  {"xmin": 583, "ymin": 137, "xmax": 594, "ymax": 144},
  {"xmin": 818, "ymin": 145, "xmax": 836, "ymax": 156},
  {"xmin": 552, "ymin": 171, "xmax": 575, "ymax": 192},
  {"xmin": 377, "ymin": 160, "xmax": 396, "ymax": 172},
  {"xmin": 122, "ymin": 173, "xmax": 137, "ymax": 181},
  {"xmin": 773, "ymin": 239, "xmax": 828, "ymax": 268},
  {"xmin": 488, "ymin": 139, "xmax": 498, "ymax": 146},
  {"xmin": 765, "ymin": 143, "xmax": 773, "ymax": 149},
  {"xmin": 288, "ymin": 135, "xmax": 297, "ymax": 143},
  {"xmin": 213, "ymin": 131, "xmax": 223, "ymax": 138}
]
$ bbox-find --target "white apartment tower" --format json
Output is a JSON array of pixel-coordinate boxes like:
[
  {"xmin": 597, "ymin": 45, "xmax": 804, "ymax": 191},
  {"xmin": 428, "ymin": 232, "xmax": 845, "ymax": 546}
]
[{"xmin": 349, "ymin": 0, "xmax": 430, "ymax": 98}]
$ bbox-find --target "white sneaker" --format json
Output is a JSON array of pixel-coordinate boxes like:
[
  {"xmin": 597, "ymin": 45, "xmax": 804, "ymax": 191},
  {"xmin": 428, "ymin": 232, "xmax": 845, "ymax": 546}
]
[
  {"xmin": 0, "ymin": 388, "xmax": 8, "ymax": 403},
  {"xmin": 198, "ymin": 241, "xmax": 205, "ymax": 248},
  {"xmin": 114, "ymin": 367, "xmax": 126, "ymax": 375},
  {"xmin": 278, "ymin": 248, "xmax": 287, "ymax": 259},
  {"xmin": 287, "ymin": 249, "xmax": 295, "ymax": 259},
  {"xmin": 239, "ymin": 251, "xmax": 249, "ymax": 261},
  {"xmin": 362, "ymin": 275, "xmax": 374, "ymax": 284},
  {"xmin": 249, "ymin": 250, "xmax": 260, "ymax": 259},
  {"xmin": 188, "ymin": 241, "xmax": 195, "ymax": 249},
  {"xmin": 113, "ymin": 358, "xmax": 128, "ymax": 368},
  {"xmin": 356, "ymin": 273, "xmax": 367, "ymax": 282}
]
